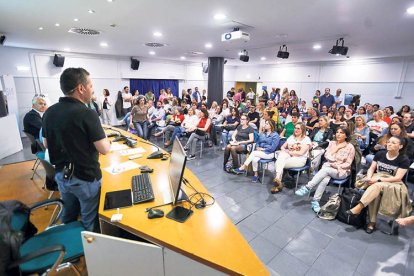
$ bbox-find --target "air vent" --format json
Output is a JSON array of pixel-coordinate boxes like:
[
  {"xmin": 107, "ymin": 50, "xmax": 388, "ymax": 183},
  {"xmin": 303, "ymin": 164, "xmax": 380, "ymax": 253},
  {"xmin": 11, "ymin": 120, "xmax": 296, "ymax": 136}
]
[
  {"xmin": 68, "ymin": 27, "xmax": 101, "ymax": 36},
  {"xmin": 145, "ymin": 42, "xmax": 167, "ymax": 48}
]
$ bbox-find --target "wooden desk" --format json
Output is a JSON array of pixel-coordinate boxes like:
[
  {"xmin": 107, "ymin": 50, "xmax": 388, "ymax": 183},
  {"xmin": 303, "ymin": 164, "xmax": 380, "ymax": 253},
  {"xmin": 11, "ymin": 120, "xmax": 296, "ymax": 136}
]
[{"xmin": 98, "ymin": 127, "xmax": 268, "ymax": 275}]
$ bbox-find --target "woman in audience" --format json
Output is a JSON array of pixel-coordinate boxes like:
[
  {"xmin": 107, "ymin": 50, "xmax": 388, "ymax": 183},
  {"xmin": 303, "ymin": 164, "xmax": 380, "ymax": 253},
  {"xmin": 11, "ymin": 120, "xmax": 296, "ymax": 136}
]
[
  {"xmin": 210, "ymin": 105, "xmax": 224, "ymax": 145},
  {"xmin": 296, "ymin": 127, "xmax": 355, "ymax": 212},
  {"xmin": 257, "ymin": 101, "xmax": 266, "ymax": 117},
  {"xmin": 338, "ymin": 105, "xmax": 346, "ymax": 114},
  {"xmin": 356, "ymin": 106, "xmax": 368, "ymax": 121},
  {"xmin": 208, "ymin": 101, "xmax": 219, "ymax": 117},
  {"xmin": 168, "ymin": 108, "xmax": 199, "ymax": 144},
  {"xmin": 221, "ymin": 100, "xmax": 230, "ymax": 117},
  {"xmin": 280, "ymin": 112, "xmax": 300, "ymax": 139},
  {"xmin": 347, "ymin": 136, "xmax": 412, "ymax": 234},
  {"xmin": 166, "ymin": 87, "xmax": 174, "ymax": 102},
  {"xmin": 309, "ymin": 115, "xmax": 334, "ymax": 171},
  {"xmin": 330, "ymin": 111, "xmax": 345, "ymax": 134},
  {"xmin": 355, "ymin": 115, "xmax": 370, "ymax": 150},
  {"xmin": 154, "ymin": 108, "xmax": 185, "ymax": 147},
  {"xmin": 344, "ymin": 108, "xmax": 355, "ymax": 123},
  {"xmin": 184, "ymin": 109, "xmax": 212, "ymax": 160},
  {"xmin": 129, "ymin": 96, "xmax": 149, "ymax": 139},
  {"xmin": 397, "ymin": 105, "xmax": 411, "ymax": 117},
  {"xmin": 320, "ymin": 105, "xmax": 328, "ymax": 116},
  {"xmin": 100, "ymin": 89, "xmax": 112, "ymax": 125},
  {"xmin": 312, "ymin": 90, "xmax": 321, "ymax": 110},
  {"xmin": 258, "ymin": 110, "xmax": 274, "ymax": 134},
  {"xmin": 305, "ymin": 107, "xmax": 319, "ymax": 133},
  {"xmin": 367, "ymin": 110, "xmax": 388, "ymax": 137},
  {"xmin": 271, "ymin": 123, "xmax": 312, "ymax": 193},
  {"xmin": 233, "ymin": 119, "xmax": 280, "ymax": 182},
  {"xmin": 289, "ymin": 90, "xmax": 298, "ymax": 107},
  {"xmin": 260, "ymin": 89, "xmax": 269, "ymax": 102},
  {"xmin": 221, "ymin": 107, "xmax": 240, "ymax": 150},
  {"xmin": 158, "ymin": 89, "xmax": 167, "ymax": 104},
  {"xmin": 285, "ymin": 106, "xmax": 301, "ymax": 124},
  {"xmin": 223, "ymin": 114, "xmax": 254, "ymax": 172}
]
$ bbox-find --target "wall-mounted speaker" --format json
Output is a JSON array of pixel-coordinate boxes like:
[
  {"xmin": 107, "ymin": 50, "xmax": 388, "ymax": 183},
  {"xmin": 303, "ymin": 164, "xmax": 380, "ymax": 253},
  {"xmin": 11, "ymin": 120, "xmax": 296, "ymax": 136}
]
[
  {"xmin": 53, "ymin": 54, "xmax": 65, "ymax": 67},
  {"xmin": 131, "ymin": 58, "xmax": 140, "ymax": 70},
  {"xmin": 202, "ymin": 63, "xmax": 209, "ymax": 73},
  {"xmin": 0, "ymin": 35, "xmax": 6, "ymax": 45}
]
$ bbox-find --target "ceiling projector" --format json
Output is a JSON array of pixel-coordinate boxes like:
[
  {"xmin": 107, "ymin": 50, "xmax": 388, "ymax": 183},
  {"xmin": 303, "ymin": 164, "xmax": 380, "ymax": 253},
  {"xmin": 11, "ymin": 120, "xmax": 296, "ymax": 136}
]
[{"xmin": 221, "ymin": 28, "xmax": 250, "ymax": 42}]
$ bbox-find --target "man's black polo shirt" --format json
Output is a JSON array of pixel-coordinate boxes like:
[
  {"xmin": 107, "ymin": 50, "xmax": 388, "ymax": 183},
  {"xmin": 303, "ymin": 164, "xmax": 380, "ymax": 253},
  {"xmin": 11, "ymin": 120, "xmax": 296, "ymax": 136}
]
[{"xmin": 42, "ymin": 97, "xmax": 106, "ymax": 181}]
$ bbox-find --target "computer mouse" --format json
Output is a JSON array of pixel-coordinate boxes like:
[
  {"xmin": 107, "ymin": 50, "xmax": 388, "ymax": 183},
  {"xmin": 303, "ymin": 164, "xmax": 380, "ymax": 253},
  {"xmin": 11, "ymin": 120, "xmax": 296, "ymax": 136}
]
[{"xmin": 148, "ymin": 209, "xmax": 164, "ymax": 219}]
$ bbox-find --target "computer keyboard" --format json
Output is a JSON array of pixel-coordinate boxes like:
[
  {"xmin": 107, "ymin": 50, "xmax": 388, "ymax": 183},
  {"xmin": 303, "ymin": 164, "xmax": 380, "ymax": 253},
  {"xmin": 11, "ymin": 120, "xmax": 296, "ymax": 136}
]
[{"xmin": 131, "ymin": 173, "xmax": 155, "ymax": 204}]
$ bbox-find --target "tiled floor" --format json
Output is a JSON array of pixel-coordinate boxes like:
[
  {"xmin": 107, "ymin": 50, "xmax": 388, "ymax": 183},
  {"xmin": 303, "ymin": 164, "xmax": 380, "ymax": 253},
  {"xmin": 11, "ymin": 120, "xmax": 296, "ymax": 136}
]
[{"xmin": 3, "ymin": 136, "xmax": 414, "ymax": 276}]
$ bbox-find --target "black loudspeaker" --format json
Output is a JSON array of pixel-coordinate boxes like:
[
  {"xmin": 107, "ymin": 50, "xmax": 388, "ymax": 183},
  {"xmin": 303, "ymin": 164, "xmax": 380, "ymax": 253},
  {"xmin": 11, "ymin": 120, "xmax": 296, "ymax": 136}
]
[
  {"xmin": 0, "ymin": 35, "xmax": 6, "ymax": 45},
  {"xmin": 240, "ymin": 55, "xmax": 249, "ymax": 62},
  {"xmin": 131, "ymin": 58, "xmax": 140, "ymax": 70},
  {"xmin": 0, "ymin": 91, "xmax": 8, "ymax": 117},
  {"xmin": 53, "ymin": 54, "xmax": 65, "ymax": 67},
  {"xmin": 202, "ymin": 63, "xmax": 209, "ymax": 73}
]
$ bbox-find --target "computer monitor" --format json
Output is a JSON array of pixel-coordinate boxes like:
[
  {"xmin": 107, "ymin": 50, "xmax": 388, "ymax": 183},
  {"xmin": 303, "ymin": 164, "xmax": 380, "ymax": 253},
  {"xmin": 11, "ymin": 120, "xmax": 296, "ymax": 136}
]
[{"xmin": 169, "ymin": 137, "xmax": 187, "ymax": 205}]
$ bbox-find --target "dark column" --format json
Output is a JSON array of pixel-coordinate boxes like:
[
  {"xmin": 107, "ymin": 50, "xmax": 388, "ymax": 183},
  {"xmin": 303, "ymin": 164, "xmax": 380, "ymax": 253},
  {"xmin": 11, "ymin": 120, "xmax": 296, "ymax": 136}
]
[{"xmin": 207, "ymin": 57, "xmax": 224, "ymax": 104}]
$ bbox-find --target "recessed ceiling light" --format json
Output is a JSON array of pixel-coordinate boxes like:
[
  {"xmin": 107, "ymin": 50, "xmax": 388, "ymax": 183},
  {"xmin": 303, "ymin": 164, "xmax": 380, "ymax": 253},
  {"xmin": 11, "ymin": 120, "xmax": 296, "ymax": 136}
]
[
  {"xmin": 276, "ymin": 61, "xmax": 281, "ymax": 64},
  {"xmin": 149, "ymin": 51, "xmax": 156, "ymax": 55},
  {"xmin": 38, "ymin": 27, "xmax": 43, "ymax": 30},
  {"xmin": 260, "ymin": 57, "xmax": 266, "ymax": 61},
  {"xmin": 55, "ymin": 23, "xmax": 60, "ymax": 27},
  {"xmin": 407, "ymin": 6, "xmax": 414, "ymax": 14},
  {"xmin": 313, "ymin": 44, "xmax": 322, "ymax": 50},
  {"xmin": 74, "ymin": 18, "xmax": 79, "ymax": 22},
  {"xmin": 63, "ymin": 48, "xmax": 71, "ymax": 52},
  {"xmin": 214, "ymin": 13, "xmax": 227, "ymax": 20},
  {"xmin": 205, "ymin": 43, "xmax": 212, "ymax": 48},
  {"xmin": 153, "ymin": 32, "xmax": 162, "ymax": 37},
  {"xmin": 16, "ymin": 66, "xmax": 30, "ymax": 71},
  {"xmin": 100, "ymin": 42, "xmax": 108, "ymax": 47},
  {"xmin": 180, "ymin": 56, "xmax": 186, "ymax": 60},
  {"xmin": 107, "ymin": 0, "xmax": 114, "ymax": 2},
  {"xmin": 88, "ymin": 9, "xmax": 95, "ymax": 14}
]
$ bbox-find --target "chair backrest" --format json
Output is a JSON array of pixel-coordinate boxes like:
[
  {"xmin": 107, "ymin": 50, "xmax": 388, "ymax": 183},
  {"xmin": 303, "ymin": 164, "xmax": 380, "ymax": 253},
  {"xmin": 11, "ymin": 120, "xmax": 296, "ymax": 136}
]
[
  {"xmin": 35, "ymin": 139, "xmax": 46, "ymax": 152},
  {"xmin": 24, "ymin": 131, "xmax": 38, "ymax": 154},
  {"xmin": 38, "ymin": 159, "xmax": 58, "ymax": 191}
]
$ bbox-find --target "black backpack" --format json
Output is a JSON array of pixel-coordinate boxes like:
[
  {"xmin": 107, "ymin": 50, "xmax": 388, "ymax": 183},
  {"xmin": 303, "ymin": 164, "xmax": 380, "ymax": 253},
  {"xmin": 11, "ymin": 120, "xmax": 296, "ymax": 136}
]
[{"xmin": 336, "ymin": 188, "xmax": 367, "ymax": 228}]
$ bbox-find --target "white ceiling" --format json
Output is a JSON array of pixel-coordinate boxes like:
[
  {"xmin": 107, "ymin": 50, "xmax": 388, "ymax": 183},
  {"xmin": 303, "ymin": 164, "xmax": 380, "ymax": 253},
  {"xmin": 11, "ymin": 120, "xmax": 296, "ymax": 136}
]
[{"xmin": 1, "ymin": 0, "xmax": 414, "ymax": 65}]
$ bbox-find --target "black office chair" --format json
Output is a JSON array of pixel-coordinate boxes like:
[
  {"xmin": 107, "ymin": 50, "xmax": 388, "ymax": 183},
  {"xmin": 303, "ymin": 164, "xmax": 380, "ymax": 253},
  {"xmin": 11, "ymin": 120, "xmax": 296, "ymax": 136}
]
[
  {"xmin": 38, "ymin": 158, "xmax": 59, "ymax": 200},
  {"xmin": 23, "ymin": 132, "xmax": 45, "ymax": 180},
  {"xmin": 5, "ymin": 199, "xmax": 85, "ymax": 276}
]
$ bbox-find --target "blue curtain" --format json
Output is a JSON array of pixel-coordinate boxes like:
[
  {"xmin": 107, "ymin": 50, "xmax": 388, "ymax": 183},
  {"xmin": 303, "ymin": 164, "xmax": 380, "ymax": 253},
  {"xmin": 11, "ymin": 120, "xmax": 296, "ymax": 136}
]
[{"xmin": 130, "ymin": 79, "xmax": 179, "ymax": 102}]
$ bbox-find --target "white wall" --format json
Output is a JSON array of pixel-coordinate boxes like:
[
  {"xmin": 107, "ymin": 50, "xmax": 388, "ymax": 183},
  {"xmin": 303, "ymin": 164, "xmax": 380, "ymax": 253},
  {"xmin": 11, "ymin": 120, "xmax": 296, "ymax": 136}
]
[{"xmin": 0, "ymin": 46, "xmax": 413, "ymax": 136}]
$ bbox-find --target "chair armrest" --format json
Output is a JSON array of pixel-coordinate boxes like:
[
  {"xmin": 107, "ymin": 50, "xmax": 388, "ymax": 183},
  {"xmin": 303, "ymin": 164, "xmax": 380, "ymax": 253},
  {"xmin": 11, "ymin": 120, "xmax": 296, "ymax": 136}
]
[
  {"xmin": 8, "ymin": 245, "xmax": 65, "ymax": 269},
  {"xmin": 29, "ymin": 199, "xmax": 64, "ymax": 226}
]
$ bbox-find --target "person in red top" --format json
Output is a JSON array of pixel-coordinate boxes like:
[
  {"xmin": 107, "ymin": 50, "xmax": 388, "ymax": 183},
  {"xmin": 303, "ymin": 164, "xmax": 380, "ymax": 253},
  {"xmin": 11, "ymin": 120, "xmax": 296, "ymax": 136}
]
[
  {"xmin": 184, "ymin": 108, "xmax": 211, "ymax": 160},
  {"xmin": 154, "ymin": 108, "xmax": 185, "ymax": 147}
]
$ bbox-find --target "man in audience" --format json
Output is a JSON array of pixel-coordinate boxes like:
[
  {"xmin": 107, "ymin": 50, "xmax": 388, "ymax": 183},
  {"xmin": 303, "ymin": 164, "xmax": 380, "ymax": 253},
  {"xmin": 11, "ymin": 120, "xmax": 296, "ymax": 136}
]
[
  {"xmin": 192, "ymin": 87, "xmax": 201, "ymax": 102},
  {"xmin": 42, "ymin": 67, "xmax": 111, "ymax": 232},
  {"xmin": 23, "ymin": 95, "xmax": 48, "ymax": 138},
  {"xmin": 403, "ymin": 112, "xmax": 414, "ymax": 139},
  {"xmin": 147, "ymin": 101, "xmax": 166, "ymax": 139},
  {"xmin": 372, "ymin": 104, "xmax": 380, "ymax": 112},
  {"xmin": 240, "ymin": 100, "xmax": 251, "ymax": 114},
  {"xmin": 122, "ymin": 86, "xmax": 132, "ymax": 114},
  {"xmin": 365, "ymin": 103, "xmax": 374, "ymax": 121},
  {"xmin": 319, "ymin": 88, "xmax": 335, "ymax": 112},
  {"xmin": 334, "ymin": 88, "xmax": 343, "ymax": 108}
]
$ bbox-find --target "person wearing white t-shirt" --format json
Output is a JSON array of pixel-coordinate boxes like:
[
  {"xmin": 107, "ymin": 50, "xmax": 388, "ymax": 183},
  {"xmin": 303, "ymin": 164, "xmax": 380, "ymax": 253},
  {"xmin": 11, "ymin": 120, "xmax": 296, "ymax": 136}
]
[
  {"xmin": 367, "ymin": 110, "xmax": 389, "ymax": 136},
  {"xmin": 121, "ymin": 86, "xmax": 132, "ymax": 114},
  {"xmin": 271, "ymin": 123, "xmax": 312, "ymax": 193}
]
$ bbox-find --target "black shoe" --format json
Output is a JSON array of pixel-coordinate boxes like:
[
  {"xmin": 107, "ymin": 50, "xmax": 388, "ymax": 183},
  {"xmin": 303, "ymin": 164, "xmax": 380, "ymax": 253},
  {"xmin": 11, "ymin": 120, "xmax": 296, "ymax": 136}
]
[
  {"xmin": 187, "ymin": 154, "xmax": 196, "ymax": 160},
  {"xmin": 365, "ymin": 223, "xmax": 376, "ymax": 234}
]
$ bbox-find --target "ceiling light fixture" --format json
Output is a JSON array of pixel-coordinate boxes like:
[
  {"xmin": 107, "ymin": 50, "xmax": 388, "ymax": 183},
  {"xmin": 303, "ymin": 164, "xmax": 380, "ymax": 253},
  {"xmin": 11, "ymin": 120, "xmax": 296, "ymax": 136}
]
[
  {"xmin": 38, "ymin": 27, "xmax": 43, "ymax": 30},
  {"xmin": 407, "ymin": 6, "xmax": 414, "ymax": 14},
  {"xmin": 100, "ymin": 42, "xmax": 108, "ymax": 47},
  {"xmin": 149, "ymin": 51, "xmax": 156, "ymax": 55},
  {"xmin": 180, "ymin": 56, "xmax": 186, "ymax": 60},
  {"xmin": 74, "ymin": 18, "xmax": 79, "ymax": 22},
  {"xmin": 107, "ymin": 0, "xmax": 114, "ymax": 2},
  {"xmin": 214, "ymin": 13, "xmax": 227, "ymax": 20},
  {"xmin": 313, "ymin": 44, "xmax": 321, "ymax": 50},
  {"xmin": 277, "ymin": 45, "xmax": 289, "ymax": 59},
  {"xmin": 55, "ymin": 23, "xmax": 60, "ymax": 27},
  {"xmin": 16, "ymin": 66, "xmax": 30, "ymax": 71},
  {"xmin": 63, "ymin": 48, "xmax": 71, "ymax": 52},
  {"xmin": 260, "ymin": 57, "xmax": 266, "ymax": 61},
  {"xmin": 88, "ymin": 9, "xmax": 95, "ymax": 14},
  {"xmin": 205, "ymin": 43, "xmax": 212, "ymax": 48},
  {"xmin": 239, "ymin": 50, "xmax": 249, "ymax": 62},
  {"xmin": 329, "ymin": 38, "xmax": 348, "ymax": 56},
  {"xmin": 153, "ymin": 32, "xmax": 162, "ymax": 37}
]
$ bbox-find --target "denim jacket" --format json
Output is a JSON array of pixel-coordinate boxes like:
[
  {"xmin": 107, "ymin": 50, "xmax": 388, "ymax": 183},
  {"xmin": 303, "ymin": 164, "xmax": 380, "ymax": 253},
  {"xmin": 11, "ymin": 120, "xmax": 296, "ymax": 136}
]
[{"xmin": 256, "ymin": 132, "xmax": 280, "ymax": 154}]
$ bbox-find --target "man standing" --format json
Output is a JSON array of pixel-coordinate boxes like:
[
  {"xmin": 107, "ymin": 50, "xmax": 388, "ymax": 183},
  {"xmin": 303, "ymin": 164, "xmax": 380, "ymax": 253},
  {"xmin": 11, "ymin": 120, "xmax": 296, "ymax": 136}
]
[
  {"xmin": 334, "ymin": 88, "xmax": 343, "ymax": 108},
  {"xmin": 192, "ymin": 87, "xmax": 201, "ymax": 103},
  {"xmin": 42, "ymin": 68, "xmax": 111, "ymax": 232},
  {"xmin": 403, "ymin": 112, "xmax": 414, "ymax": 140},
  {"xmin": 319, "ymin": 88, "xmax": 335, "ymax": 111},
  {"xmin": 122, "ymin": 86, "xmax": 132, "ymax": 114},
  {"xmin": 23, "ymin": 95, "xmax": 47, "ymax": 138}
]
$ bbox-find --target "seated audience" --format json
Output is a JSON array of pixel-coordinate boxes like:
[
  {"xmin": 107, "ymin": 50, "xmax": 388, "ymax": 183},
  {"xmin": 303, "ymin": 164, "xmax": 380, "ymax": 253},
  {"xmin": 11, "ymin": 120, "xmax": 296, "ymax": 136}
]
[
  {"xmin": 154, "ymin": 108, "xmax": 185, "ymax": 147},
  {"xmin": 296, "ymin": 127, "xmax": 355, "ymax": 212},
  {"xmin": 129, "ymin": 96, "xmax": 148, "ymax": 139},
  {"xmin": 367, "ymin": 110, "xmax": 388, "ymax": 136},
  {"xmin": 184, "ymin": 109, "xmax": 212, "ymax": 160},
  {"xmin": 397, "ymin": 105, "xmax": 411, "ymax": 117},
  {"xmin": 233, "ymin": 119, "xmax": 280, "ymax": 182},
  {"xmin": 221, "ymin": 107, "xmax": 240, "ymax": 149},
  {"xmin": 330, "ymin": 111, "xmax": 345, "ymax": 134},
  {"xmin": 309, "ymin": 115, "xmax": 334, "ymax": 170},
  {"xmin": 354, "ymin": 115, "xmax": 370, "ymax": 150},
  {"xmin": 247, "ymin": 105, "xmax": 260, "ymax": 130},
  {"xmin": 280, "ymin": 112, "xmax": 300, "ymax": 139},
  {"xmin": 223, "ymin": 114, "xmax": 254, "ymax": 172},
  {"xmin": 347, "ymin": 136, "xmax": 412, "ymax": 234},
  {"xmin": 23, "ymin": 95, "xmax": 48, "ymax": 138},
  {"xmin": 167, "ymin": 108, "xmax": 199, "ymax": 145},
  {"xmin": 402, "ymin": 112, "xmax": 414, "ymax": 139},
  {"xmin": 271, "ymin": 123, "xmax": 312, "ymax": 194},
  {"xmin": 305, "ymin": 107, "xmax": 319, "ymax": 133}
]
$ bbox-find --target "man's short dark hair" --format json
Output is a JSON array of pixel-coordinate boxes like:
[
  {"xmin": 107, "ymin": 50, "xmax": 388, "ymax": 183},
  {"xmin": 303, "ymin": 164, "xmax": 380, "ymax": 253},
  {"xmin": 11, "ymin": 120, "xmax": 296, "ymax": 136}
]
[{"xmin": 60, "ymin": 68, "xmax": 90, "ymax": 95}]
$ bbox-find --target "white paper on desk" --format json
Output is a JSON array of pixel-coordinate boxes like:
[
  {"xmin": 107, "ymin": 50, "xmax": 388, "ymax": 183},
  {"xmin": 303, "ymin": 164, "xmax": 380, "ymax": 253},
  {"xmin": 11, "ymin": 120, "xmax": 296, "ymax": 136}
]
[
  {"xmin": 119, "ymin": 147, "xmax": 146, "ymax": 156},
  {"xmin": 110, "ymin": 142, "xmax": 129, "ymax": 151},
  {"xmin": 104, "ymin": 161, "xmax": 141, "ymax": 175}
]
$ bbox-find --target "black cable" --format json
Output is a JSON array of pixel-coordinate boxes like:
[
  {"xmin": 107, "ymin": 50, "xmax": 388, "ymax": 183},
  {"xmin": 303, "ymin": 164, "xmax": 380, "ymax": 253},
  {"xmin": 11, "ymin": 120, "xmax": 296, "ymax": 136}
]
[{"xmin": 182, "ymin": 177, "xmax": 215, "ymax": 208}]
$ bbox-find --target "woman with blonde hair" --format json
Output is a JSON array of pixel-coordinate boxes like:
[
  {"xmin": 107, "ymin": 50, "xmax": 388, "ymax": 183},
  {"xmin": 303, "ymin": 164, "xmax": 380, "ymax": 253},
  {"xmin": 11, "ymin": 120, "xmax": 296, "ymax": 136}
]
[
  {"xmin": 354, "ymin": 115, "xmax": 370, "ymax": 149},
  {"xmin": 271, "ymin": 123, "xmax": 312, "ymax": 193}
]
